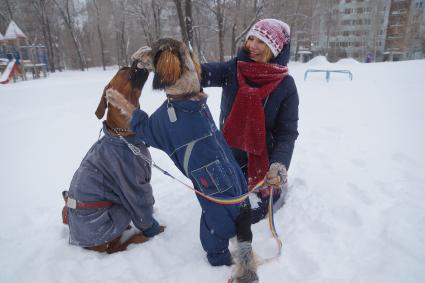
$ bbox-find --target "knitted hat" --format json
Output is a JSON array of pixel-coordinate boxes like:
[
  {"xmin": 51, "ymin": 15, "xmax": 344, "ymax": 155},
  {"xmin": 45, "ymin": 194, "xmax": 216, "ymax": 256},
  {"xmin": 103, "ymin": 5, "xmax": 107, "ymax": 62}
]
[{"xmin": 246, "ymin": 19, "xmax": 291, "ymax": 57}]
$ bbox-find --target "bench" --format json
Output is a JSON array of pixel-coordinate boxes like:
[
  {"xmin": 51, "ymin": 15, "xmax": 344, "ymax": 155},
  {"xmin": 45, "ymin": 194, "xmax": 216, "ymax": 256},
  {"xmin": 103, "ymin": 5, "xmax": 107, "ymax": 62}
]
[{"xmin": 304, "ymin": 69, "xmax": 353, "ymax": 82}]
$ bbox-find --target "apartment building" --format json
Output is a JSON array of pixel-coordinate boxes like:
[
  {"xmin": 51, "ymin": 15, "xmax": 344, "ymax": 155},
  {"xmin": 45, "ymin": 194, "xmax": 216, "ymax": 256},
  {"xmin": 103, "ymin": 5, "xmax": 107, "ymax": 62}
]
[
  {"xmin": 384, "ymin": 0, "xmax": 412, "ymax": 60},
  {"xmin": 406, "ymin": 0, "xmax": 425, "ymax": 59},
  {"xmin": 312, "ymin": 0, "xmax": 390, "ymax": 62}
]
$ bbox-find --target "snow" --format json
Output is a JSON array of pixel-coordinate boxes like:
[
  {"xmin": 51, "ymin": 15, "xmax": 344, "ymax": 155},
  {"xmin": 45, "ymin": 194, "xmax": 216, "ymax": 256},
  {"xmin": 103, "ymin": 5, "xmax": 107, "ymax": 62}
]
[
  {"xmin": 306, "ymin": 55, "xmax": 331, "ymax": 66},
  {"xmin": 3, "ymin": 20, "xmax": 27, "ymax": 40},
  {"xmin": 335, "ymin": 58, "xmax": 361, "ymax": 65},
  {"xmin": 1, "ymin": 59, "xmax": 425, "ymax": 283}
]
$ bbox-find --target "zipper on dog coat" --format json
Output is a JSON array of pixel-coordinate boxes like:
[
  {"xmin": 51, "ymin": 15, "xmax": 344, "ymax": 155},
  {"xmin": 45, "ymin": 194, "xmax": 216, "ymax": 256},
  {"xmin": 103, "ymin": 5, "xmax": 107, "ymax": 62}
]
[{"xmin": 61, "ymin": 190, "xmax": 113, "ymax": 224}]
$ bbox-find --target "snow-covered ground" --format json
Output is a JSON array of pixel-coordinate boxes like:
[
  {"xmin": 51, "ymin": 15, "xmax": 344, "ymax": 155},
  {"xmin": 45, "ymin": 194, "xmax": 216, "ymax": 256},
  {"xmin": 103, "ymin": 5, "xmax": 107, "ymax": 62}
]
[{"xmin": 1, "ymin": 58, "xmax": 424, "ymax": 283}]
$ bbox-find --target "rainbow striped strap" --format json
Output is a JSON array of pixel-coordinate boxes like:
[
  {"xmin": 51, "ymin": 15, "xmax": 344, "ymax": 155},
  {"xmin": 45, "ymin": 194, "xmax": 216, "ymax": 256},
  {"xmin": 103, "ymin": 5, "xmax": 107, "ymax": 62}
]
[
  {"xmin": 190, "ymin": 178, "xmax": 265, "ymax": 205},
  {"xmin": 268, "ymin": 187, "xmax": 283, "ymax": 255}
]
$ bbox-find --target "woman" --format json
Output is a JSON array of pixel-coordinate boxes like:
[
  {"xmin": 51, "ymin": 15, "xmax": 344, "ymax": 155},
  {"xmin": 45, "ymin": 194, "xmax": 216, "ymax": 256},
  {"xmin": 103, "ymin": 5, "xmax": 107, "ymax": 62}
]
[{"xmin": 201, "ymin": 19, "xmax": 299, "ymax": 223}]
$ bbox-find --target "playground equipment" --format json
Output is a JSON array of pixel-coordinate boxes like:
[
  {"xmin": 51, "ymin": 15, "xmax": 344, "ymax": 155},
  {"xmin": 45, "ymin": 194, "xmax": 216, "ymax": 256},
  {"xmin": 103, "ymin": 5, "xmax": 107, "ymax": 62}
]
[
  {"xmin": 0, "ymin": 59, "xmax": 17, "ymax": 84},
  {"xmin": 304, "ymin": 69, "xmax": 353, "ymax": 82},
  {"xmin": 0, "ymin": 20, "xmax": 48, "ymax": 84}
]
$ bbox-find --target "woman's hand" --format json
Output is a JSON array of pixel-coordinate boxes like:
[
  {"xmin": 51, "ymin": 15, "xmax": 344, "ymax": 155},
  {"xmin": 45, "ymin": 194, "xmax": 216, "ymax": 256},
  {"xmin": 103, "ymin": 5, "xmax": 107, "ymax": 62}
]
[
  {"xmin": 265, "ymin": 162, "xmax": 287, "ymax": 187},
  {"xmin": 256, "ymin": 163, "xmax": 287, "ymax": 199}
]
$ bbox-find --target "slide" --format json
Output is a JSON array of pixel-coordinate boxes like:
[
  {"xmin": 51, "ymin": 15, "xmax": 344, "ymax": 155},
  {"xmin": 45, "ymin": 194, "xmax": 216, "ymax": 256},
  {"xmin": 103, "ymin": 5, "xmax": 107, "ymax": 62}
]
[{"xmin": 0, "ymin": 60, "xmax": 17, "ymax": 84}]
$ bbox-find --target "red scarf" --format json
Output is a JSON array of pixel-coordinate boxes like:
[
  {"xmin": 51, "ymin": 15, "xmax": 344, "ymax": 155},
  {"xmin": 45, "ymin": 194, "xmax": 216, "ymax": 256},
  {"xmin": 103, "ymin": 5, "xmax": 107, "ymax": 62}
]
[{"xmin": 223, "ymin": 61, "xmax": 288, "ymax": 187}]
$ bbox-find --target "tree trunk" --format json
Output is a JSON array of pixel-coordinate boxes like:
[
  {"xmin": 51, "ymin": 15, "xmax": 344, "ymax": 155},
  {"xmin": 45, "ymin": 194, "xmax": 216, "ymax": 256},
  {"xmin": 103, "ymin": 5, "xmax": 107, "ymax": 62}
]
[
  {"xmin": 152, "ymin": 1, "xmax": 161, "ymax": 40},
  {"xmin": 33, "ymin": 0, "xmax": 56, "ymax": 72},
  {"xmin": 54, "ymin": 0, "xmax": 86, "ymax": 71},
  {"xmin": 45, "ymin": 15, "xmax": 56, "ymax": 72},
  {"xmin": 5, "ymin": 0, "xmax": 14, "ymax": 20},
  {"xmin": 216, "ymin": 0, "xmax": 225, "ymax": 61},
  {"xmin": 139, "ymin": 0, "xmax": 155, "ymax": 45},
  {"xmin": 292, "ymin": 1, "xmax": 300, "ymax": 61},
  {"xmin": 185, "ymin": 0, "xmax": 194, "ymax": 49},
  {"xmin": 173, "ymin": 0, "xmax": 188, "ymax": 45},
  {"xmin": 231, "ymin": 0, "xmax": 263, "ymax": 57},
  {"xmin": 93, "ymin": 0, "xmax": 106, "ymax": 70}
]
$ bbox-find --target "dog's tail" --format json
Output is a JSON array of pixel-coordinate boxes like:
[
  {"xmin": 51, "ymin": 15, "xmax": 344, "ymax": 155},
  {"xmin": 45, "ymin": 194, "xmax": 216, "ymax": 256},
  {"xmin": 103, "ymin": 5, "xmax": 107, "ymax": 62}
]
[{"xmin": 232, "ymin": 202, "xmax": 259, "ymax": 283}]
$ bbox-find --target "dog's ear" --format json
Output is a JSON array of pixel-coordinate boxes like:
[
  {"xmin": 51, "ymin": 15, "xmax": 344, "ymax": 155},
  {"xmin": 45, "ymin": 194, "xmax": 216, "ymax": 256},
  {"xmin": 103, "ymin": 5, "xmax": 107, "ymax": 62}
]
[
  {"xmin": 95, "ymin": 83, "xmax": 110, "ymax": 119},
  {"xmin": 153, "ymin": 49, "xmax": 182, "ymax": 90}
]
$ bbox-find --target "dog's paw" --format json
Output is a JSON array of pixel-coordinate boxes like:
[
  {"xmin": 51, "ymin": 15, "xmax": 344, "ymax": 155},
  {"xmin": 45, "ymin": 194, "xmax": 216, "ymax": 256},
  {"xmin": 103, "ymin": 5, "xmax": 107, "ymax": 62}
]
[
  {"xmin": 126, "ymin": 233, "xmax": 149, "ymax": 244},
  {"xmin": 105, "ymin": 88, "xmax": 123, "ymax": 106},
  {"xmin": 159, "ymin": 225, "xmax": 166, "ymax": 234},
  {"xmin": 105, "ymin": 88, "xmax": 135, "ymax": 118}
]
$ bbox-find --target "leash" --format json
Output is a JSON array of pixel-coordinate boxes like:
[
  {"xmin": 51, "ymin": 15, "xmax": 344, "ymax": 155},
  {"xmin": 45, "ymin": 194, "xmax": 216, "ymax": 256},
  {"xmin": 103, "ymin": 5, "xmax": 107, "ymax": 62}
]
[
  {"xmin": 265, "ymin": 186, "xmax": 283, "ymax": 259},
  {"xmin": 113, "ymin": 129, "xmax": 283, "ymax": 261},
  {"xmin": 113, "ymin": 128, "xmax": 263, "ymax": 204}
]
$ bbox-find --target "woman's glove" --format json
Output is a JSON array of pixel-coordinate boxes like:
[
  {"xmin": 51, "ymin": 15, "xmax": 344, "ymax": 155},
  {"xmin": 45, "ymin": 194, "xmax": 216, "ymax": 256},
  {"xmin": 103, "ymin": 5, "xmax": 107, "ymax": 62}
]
[
  {"xmin": 131, "ymin": 46, "xmax": 153, "ymax": 71},
  {"xmin": 258, "ymin": 162, "xmax": 287, "ymax": 199},
  {"xmin": 265, "ymin": 162, "xmax": 287, "ymax": 187}
]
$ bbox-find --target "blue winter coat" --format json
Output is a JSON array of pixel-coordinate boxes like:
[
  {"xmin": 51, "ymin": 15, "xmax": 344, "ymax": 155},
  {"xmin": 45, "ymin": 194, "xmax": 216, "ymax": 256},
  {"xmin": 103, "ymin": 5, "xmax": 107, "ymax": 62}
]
[
  {"xmin": 130, "ymin": 99, "xmax": 247, "ymax": 266},
  {"xmin": 201, "ymin": 45, "xmax": 299, "ymax": 170},
  {"xmin": 67, "ymin": 123, "xmax": 155, "ymax": 247}
]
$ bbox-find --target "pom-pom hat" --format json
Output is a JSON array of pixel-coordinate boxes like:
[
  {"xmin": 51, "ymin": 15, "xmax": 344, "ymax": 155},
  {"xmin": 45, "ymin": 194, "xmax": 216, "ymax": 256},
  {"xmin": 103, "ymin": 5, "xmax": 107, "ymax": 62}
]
[{"xmin": 246, "ymin": 19, "xmax": 291, "ymax": 57}]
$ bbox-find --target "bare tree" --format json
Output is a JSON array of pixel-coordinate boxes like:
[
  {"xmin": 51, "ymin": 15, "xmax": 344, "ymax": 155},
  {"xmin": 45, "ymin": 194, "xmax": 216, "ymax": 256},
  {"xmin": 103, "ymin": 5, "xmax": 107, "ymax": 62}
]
[
  {"xmin": 114, "ymin": 1, "xmax": 128, "ymax": 67},
  {"xmin": 229, "ymin": 0, "xmax": 263, "ymax": 57},
  {"xmin": 122, "ymin": 0, "xmax": 166, "ymax": 46},
  {"xmin": 214, "ymin": 0, "xmax": 226, "ymax": 61},
  {"xmin": 173, "ymin": 0, "xmax": 188, "ymax": 45},
  {"xmin": 53, "ymin": 0, "xmax": 86, "ymax": 71},
  {"xmin": 4, "ymin": 0, "xmax": 15, "ymax": 20},
  {"xmin": 0, "ymin": 0, "xmax": 16, "ymax": 31},
  {"xmin": 185, "ymin": 0, "xmax": 194, "ymax": 48},
  {"xmin": 32, "ymin": 0, "xmax": 57, "ymax": 72},
  {"xmin": 196, "ymin": 0, "xmax": 226, "ymax": 61},
  {"xmin": 92, "ymin": 0, "xmax": 106, "ymax": 70},
  {"xmin": 151, "ymin": 1, "xmax": 162, "ymax": 41},
  {"xmin": 319, "ymin": 0, "xmax": 339, "ymax": 60},
  {"xmin": 0, "ymin": 10, "xmax": 8, "ymax": 23}
]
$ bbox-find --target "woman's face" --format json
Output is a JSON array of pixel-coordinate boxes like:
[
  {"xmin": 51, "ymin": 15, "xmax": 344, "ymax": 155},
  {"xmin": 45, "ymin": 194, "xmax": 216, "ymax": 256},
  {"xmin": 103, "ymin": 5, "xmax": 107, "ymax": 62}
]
[{"xmin": 246, "ymin": 35, "xmax": 269, "ymax": 63}]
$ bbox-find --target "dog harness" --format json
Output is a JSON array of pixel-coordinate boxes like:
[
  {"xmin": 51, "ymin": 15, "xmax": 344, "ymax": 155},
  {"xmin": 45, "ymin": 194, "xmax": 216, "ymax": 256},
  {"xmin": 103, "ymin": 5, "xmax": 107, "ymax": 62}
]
[{"xmin": 61, "ymin": 190, "xmax": 113, "ymax": 225}]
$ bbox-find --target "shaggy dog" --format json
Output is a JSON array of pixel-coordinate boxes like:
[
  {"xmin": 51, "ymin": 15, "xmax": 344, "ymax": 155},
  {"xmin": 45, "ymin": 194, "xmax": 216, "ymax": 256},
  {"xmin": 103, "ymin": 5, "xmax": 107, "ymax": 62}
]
[
  {"xmin": 106, "ymin": 38, "xmax": 258, "ymax": 282},
  {"xmin": 62, "ymin": 63, "xmax": 164, "ymax": 254}
]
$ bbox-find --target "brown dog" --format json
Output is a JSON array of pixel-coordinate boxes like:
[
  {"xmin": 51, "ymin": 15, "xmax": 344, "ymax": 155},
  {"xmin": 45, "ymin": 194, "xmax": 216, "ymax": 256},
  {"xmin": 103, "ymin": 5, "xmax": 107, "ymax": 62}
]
[
  {"xmin": 63, "ymin": 63, "xmax": 165, "ymax": 254},
  {"xmin": 95, "ymin": 62, "xmax": 150, "ymax": 136}
]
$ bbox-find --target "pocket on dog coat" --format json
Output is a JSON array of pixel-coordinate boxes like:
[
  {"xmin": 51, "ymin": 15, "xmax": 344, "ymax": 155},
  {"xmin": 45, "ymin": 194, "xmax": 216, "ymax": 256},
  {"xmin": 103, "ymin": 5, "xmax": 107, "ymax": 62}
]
[{"xmin": 191, "ymin": 160, "xmax": 232, "ymax": 196}]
